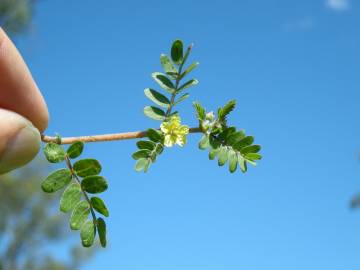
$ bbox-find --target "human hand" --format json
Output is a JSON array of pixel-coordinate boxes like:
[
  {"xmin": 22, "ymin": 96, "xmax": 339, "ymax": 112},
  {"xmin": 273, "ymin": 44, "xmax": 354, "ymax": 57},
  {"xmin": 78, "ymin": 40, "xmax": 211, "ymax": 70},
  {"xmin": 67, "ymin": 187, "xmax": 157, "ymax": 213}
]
[{"xmin": 0, "ymin": 28, "xmax": 48, "ymax": 174}]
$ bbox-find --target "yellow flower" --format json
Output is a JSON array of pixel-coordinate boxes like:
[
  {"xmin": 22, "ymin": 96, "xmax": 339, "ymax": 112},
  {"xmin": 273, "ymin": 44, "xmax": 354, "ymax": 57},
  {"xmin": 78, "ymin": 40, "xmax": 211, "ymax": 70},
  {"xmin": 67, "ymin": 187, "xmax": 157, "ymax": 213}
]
[{"xmin": 160, "ymin": 115, "xmax": 189, "ymax": 147}]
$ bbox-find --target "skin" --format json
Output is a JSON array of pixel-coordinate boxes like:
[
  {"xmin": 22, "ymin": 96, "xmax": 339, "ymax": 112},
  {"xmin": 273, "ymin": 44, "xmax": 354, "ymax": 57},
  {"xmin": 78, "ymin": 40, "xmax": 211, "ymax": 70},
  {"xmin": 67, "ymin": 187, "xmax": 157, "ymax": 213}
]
[{"xmin": 0, "ymin": 27, "xmax": 49, "ymax": 173}]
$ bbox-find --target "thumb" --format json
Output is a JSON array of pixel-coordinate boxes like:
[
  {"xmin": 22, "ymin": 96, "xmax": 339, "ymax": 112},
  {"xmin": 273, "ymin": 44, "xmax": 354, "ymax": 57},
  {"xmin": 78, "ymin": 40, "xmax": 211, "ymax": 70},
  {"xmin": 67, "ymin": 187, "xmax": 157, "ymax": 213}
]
[{"xmin": 0, "ymin": 109, "xmax": 41, "ymax": 174}]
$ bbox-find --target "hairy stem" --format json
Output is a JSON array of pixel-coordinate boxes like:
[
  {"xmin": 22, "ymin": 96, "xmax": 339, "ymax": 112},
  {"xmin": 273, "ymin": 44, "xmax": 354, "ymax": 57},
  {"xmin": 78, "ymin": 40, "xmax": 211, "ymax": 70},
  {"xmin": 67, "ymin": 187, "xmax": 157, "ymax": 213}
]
[{"xmin": 41, "ymin": 127, "xmax": 202, "ymax": 145}]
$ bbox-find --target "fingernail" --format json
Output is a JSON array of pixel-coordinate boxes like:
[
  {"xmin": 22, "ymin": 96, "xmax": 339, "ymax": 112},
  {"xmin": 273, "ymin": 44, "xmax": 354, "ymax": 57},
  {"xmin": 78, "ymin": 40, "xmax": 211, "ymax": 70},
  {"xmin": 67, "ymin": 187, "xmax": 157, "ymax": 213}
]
[{"xmin": 0, "ymin": 119, "xmax": 41, "ymax": 174}]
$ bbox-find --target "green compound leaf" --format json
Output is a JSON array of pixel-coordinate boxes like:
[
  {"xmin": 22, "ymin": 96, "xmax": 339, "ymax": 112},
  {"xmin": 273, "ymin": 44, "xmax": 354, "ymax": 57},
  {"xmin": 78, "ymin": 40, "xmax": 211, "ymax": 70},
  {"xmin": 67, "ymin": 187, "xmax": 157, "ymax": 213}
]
[
  {"xmin": 67, "ymin": 141, "xmax": 84, "ymax": 159},
  {"xmin": 44, "ymin": 143, "xmax": 65, "ymax": 163},
  {"xmin": 180, "ymin": 62, "xmax": 199, "ymax": 80},
  {"xmin": 143, "ymin": 106, "xmax": 166, "ymax": 121},
  {"xmin": 135, "ymin": 158, "xmax": 150, "ymax": 172},
  {"xmin": 73, "ymin": 159, "xmax": 102, "ymax": 177},
  {"xmin": 151, "ymin": 72, "xmax": 175, "ymax": 94},
  {"xmin": 177, "ymin": 79, "xmax": 198, "ymax": 93},
  {"xmin": 41, "ymin": 169, "xmax": 72, "ymax": 193},
  {"xmin": 218, "ymin": 99, "xmax": 236, "ymax": 122},
  {"xmin": 70, "ymin": 200, "xmax": 90, "ymax": 230},
  {"xmin": 132, "ymin": 149, "xmax": 151, "ymax": 160},
  {"xmin": 200, "ymin": 124, "xmax": 261, "ymax": 173},
  {"xmin": 144, "ymin": 88, "xmax": 170, "ymax": 108},
  {"xmin": 136, "ymin": 140, "xmax": 156, "ymax": 150},
  {"xmin": 174, "ymin": 93, "xmax": 190, "ymax": 106},
  {"xmin": 160, "ymin": 54, "xmax": 177, "ymax": 78},
  {"xmin": 147, "ymin": 128, "xmax": 164, "ymax": 143},
  {"xmin": 81, "ymin": 176, "xmax": 108, "ymax": 194},
  {"xmin": 81, "ymin": 220, "xmax": 96, "ymax": 248},
  {"xmin": 91, "ymin": 197, "xmax": 109, "ymax": 217},
  {"xmin": 171, "ymin": 39, "xmax": 183, "ymax": 65},
  {"xmin": 97, "ymin": 217, "xmax": 107, "ymax": 248},
  {"xmin": 60, "ymin": 183, "xmax": 82, "ymax": 213}
]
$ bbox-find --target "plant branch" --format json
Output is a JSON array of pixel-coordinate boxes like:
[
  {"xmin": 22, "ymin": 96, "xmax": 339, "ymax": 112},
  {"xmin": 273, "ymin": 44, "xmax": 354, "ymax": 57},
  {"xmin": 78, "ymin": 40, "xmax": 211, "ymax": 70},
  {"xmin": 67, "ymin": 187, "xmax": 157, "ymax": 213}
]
[{"xmin": 41, "ymin": 127, "xmax": 202, "ymax": 145}]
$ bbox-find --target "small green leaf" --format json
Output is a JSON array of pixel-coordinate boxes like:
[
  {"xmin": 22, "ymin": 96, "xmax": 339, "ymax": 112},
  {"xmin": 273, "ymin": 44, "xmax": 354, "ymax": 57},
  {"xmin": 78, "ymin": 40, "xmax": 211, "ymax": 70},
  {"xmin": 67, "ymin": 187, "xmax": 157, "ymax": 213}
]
[
  {"xmin": 41, "ymin": 169, "xmax": 72, "ymax": 193},
  {"xmin": 209, "ymin": 148, "xmax": 220, "ymax": 160},
  {"xmin": 227, "ymin": 131, "xmax": 246, "ymax": 146},
  {"xmin": 182, "ymin": 43, "xmax": 193, "ymax": 65},
  {"xmin": 228, "ymin": 150, "xmax": 238, "ymax": 173},
  {"xmin": 143, "ymin": 106, "xmax": 166, "ymax": 121},
  {"xmin": 240, "ymin": 145, "xmax": 261, "ymax": 154},
  {"xmin": 81, "ymin": 176, "xmax": 108, "ymax": 194},
  {"xmin": 73, "ymin": 159, "xmax": 102, "ymax": 177},
  {"xmin": 233, "ymin": 136, "xmax": 254, "ymax": 150},
  {"xmin": 193, "ymin": 102, "xmax": 206, "ymax": 120},
  {"xmin": 237, "ymin": 154, "xmax": 247, "ymax": 173},
  {"xmin": 67, "ymin": 141, "xmax": 84, "ymax": 159},
  {"xmin": 209, "ymin": 136, "xmax": 221, "ymax": 149},
  {"xmin": 219, "ymin": 127, "xmax": 236, "ymax": 141},
  {"xmin": 132, "ymin": 149, "xmax": 151, "ymax": 160},
  {"xmin": 171, "ymin": 39, "xmax": 183, "ymax": 65},
  {"xmin": 245, "ymin": 158, "xmax": 257, "ymax": 166},
  {"xmin": 135, "ymin": 158, "xmax": 150, "ymax": 172},
  {"xmin": 166, "ymin": 72, "xmax": 178, "ymax": 80},
  {"xmin": 143, "ymin": 159, "xmax": 151, "ymax": 172},
  {"xmin": 177, "ymin": 79, "xmax": 198, "ymax": 93},
  {"xmin": 160, "ymin": 54, "xmax": 177, "ymax": 77},
  {"xmin": 147, "ymin": 128, "xmax": 164, "ymax": 143},
  {"xmin": 97, "ymin": 217, "xmax": 107, "ymax": 248},
  {"xmin": 81, "ymin": 220, "xmax": 96, "ymax": 248},
  {"xmin": 218, "ymin": 147, "xmax": 228, "ymax": 166},
  {"xmin": 60, "ymin": 183, "xmax": 82, "ymax": 213},
  {"xmin": 218, "ymin": 100, "xmax": 236, "ymax": 122},
  {"xmin": 70, "ymin": 201, "xmax": 90, "ymax": 230},
  {"xmin": 44, "ymin": 143, "xmax": 65, "ymax": 163},
  {"xmin": 136, "ymin": 140, "xmax": 156, "ymax": 150},
  {"xmin": 245, "ymin": 153, "xmax": 262, "ymax": 161},
  {"xmin": 144, "ymin": 88, "xmax": 170, "ymax": 108},
  {"xmin": 198, "ymin": 135, "xmax": 209, "ymax": 150},
  {"xmin": 169, "ymin": 111, "xmax": 178, "ymax": 117},
  {"xmin": 152, "ymin": 72, "xmax": 175, "ymax": 94},
  {"xmin": 91, "ymin": 197, "xmax": 109, "ymax": 217},
  {"xmin": 174, "ymin": 93, "xmax": 190, "ymax": 106},
  {"xmin": 180, "ymin": 62, "xmax": 199, "ymax": 80}
]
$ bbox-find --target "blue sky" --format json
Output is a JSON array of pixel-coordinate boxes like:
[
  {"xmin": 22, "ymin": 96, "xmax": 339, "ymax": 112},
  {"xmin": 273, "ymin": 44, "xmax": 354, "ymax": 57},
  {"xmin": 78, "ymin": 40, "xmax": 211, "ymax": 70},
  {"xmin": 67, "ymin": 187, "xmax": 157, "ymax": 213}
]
[{"xmin": 13, "ymin": 0, "xmax": 360, "ymax": 269}]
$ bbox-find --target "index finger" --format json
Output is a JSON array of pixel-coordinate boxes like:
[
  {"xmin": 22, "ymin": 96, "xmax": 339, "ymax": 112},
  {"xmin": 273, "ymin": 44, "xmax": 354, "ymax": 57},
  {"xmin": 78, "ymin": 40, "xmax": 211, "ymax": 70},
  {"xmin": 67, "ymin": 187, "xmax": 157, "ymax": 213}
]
[{"xmin": 0, "ymin": 27, "xmax": 48, "ymax": 132}]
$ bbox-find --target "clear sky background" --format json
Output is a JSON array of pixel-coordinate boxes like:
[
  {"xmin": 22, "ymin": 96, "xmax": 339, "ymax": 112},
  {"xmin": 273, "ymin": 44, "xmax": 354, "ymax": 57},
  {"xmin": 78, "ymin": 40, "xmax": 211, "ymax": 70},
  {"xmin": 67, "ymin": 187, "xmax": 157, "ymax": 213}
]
[{"xmin": 14, "ymin": 0, "xmax": 360, "ymax": 269}]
